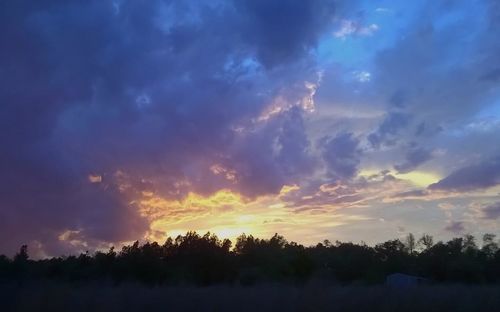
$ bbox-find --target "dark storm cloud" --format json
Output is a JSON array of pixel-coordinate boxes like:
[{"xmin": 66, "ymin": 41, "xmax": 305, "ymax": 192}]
[
  {"xmin": 414, "ymin": 122, "xmax": 443, "ymax": 137},
  {"xmin": 479, "ymin": 202, "xmax": 500, "ymax": 220},
  {"xmin": 444, "ymin": 221, "xmax": 465, "ymax": 235},
  {"xmin": 368, "ymin": 112, "xmax": 411, "ymax": 148},
  {"xmin": 233, "ymin": 0, "xmax": 336, "ymax": 68},
  {"xmin": 389, "ymin": 90, "xmax": 407, "ymax": 108},
  {"xmin": 0, "ymin": 0, "xmax": 337, "ymax": 255},
  {"xmin": 394, "ymin": 146, "xmax": 433, "ymax": 174},
  {"xmin": 276, "ymin": 108, "xmax": 316, "ymax": 180},
  {"xmin": 224, "ymin": 108, "xmax": 316, "ymax": 198},
  {"xmin": 429, "ymin": 157, "xmax": 500, "ymax": 192},
  {"xmin": 321, "ymin": 133, "xmax": 361, "ymax": 180}
]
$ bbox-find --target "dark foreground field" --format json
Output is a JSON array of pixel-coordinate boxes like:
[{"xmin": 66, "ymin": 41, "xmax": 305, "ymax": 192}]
[{"xmin": 1, "ymin": 282, "xmax": 499, "ymax": 312}]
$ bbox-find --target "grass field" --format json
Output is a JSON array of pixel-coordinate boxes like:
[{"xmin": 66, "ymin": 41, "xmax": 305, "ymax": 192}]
[{"xmin": 1, "ymin": 282, "xmax": 499, "ymax": 312}]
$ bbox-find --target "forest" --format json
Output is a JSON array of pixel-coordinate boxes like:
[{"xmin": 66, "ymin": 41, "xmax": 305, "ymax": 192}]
[{"xmin": 2, "ymin": 232, "xmax": 500, "ymax": 286}]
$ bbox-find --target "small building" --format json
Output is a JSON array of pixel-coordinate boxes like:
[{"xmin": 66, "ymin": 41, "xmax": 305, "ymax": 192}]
[{"xmin": 385, "ymin": 273, "xmax": 429, "ymax": 287}]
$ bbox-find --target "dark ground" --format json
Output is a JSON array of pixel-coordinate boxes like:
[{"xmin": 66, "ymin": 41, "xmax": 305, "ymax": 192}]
[{"xmin": 1, "ymin": 282, "xmax": 499, "ymax": 312}]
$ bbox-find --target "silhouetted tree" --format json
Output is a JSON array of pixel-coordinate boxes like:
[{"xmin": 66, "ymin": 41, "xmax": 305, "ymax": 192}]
[
  {"xmin": 418, "ymin": 234, "xmax": 434, "ymax": 251},
  {"xmin": 482, "ymin": 234, "xmax": 498, "ymax": 258},
  {"xmin": 14, "ymin": 245, "xmax": 28, "ymax": 262},
  {"xmin": 3, "ymin": 233, "xmax": 500, "ymax": 286},
  {"xmin": 405, "ymin": 233, "xmax": 416, "ymax": 254}
]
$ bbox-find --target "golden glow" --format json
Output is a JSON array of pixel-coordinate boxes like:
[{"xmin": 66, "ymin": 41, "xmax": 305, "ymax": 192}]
[
  {"xmin": 131, "ymin": 167, "xmax": 452, "ymax": 247},
  {"xmin": 58, "ymin": 230, "xmax": 88, "ymax": 248},
  {"xmin": 88, "ymin": 174, "xmax": 102, "ymax": 183},
  {"xmin": 279, "ymin": 184, "xmax": 300, "ymax": 195},
  {"xmin": 209, "ymin": 164, "xmax": 237, "ymax": 182},
  {"xmin": 58, "ymin": 230, "xmax": 79, "ymax": 241},
  {"xmin": 140, "ymin": 189, "xmax": 243, "ymax": 211},
  {"xmin": 136, "ymin": 186, "xmax": 371, "ymax": 245},
  {"xmin": 255, "ymin": 80, "xmax": 318, "ymax": 123},
  {"xmin": 395, "ymin": 171, "xmax": 441, "ymax": 187},
  {"xmin": 358, "ymin": 169, "xmax": 385, "ymax": 180},
  {"xmin": 359, "ymin": 169, "xmax": 441, "ymax": 187}
]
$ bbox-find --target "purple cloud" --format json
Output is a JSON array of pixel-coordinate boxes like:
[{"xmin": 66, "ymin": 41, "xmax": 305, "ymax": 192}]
[
  {"xmin": 429, "ymin": 157, "xmax": 500, "ymax": 191},
  {"xmin": 1, "ymin": 0, "xmax": 500, "ymax": 257},
  {"xmin": 321, "ymin": 133, "xmax": 361, "ymax": 180},
  {"xmin": 444, "ymin": 221, "xmax": 466, "ymax": 235},
  {"xmin": 0, "ymin": 0, "xmax": 338, "ymax": 255},
  {"xmin": 368, "ymin": 112, "xmax": 411, "ymax": 148},
  {"xmin": 479, "ymin": 202, "xmax": 500, "ymax": 220},
  {"xmin": 394, "ymin": 146, "xmax": 433, "ymax": 174}
]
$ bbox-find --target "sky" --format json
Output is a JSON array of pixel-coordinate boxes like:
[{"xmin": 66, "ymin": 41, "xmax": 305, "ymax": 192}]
[{"xmin": 1, "ymin": 0, "xmax": 500, "ymax": 257}]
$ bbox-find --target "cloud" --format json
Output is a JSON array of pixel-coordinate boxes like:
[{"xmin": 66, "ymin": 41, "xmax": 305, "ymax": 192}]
[
  {"xmin": 390, "ymin": 189, "xmax": 429, "ymax": 200},
  {"xmin": 234, "ymin": 0, "xmax": 336, "ymax": 68},
  {"xmin": 1, "ymin": 0, "xmax": 499, "ymax": 256},
  {"xmin": 368, "ymin": 112, "xmax": 411, "ymax": 148},
  {"xmin": 394, "ymin": 146, "xmax": 433, "ymax": 174},
  {"xmin": 226, "ymin": 108, "xmax": 316, "ymax": 198},
  {"xmin": 479, "ymin": 68, "xmax": 500, "ymax": 82},
  {"xmin": 0, "ymin": 0, "xmax": 340, "ymax": 255},
  {"xmin": 444, "ymin": 221, "xmax": 465, "ymax": 235},
  {"xmin": 282, "ymin": 170, "xmax": 418, "ymax": 212},
  {"xmin": 429, "ymin": 156, "xmax": 500, "ymax": 191},
  {"xmin": 375, "ymin": 8, "xmax": 392, "ymax": 14},
  {"xmin": 351, "ymin": 0, "xmax": 500, "ymax": 177},
  {"xmin": 371, "ymin": 0, "xmax": 500, "ymax": 127},
  {"xmin": 321, "ymin": 133, "xmax": 362, "ymax": 180},
  {"xmin": 478, "ymin": 202, "xmax": 500, "ymax": 220},
  {"xmin": 352, "ymin": 70, "xmax": 372, "ymax": 82},
  {"xmin": 333, "ymin": 20, "xmax": 379, "ymax": 39}
]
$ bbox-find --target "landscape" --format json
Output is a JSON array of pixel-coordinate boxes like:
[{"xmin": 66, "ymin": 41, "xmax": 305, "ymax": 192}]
[
  {"xmin": 1, "ymin": 0, "xmax": 500, "ymax": 311},
  {"xmin": 2, "ymin": 232, "xmax": 500, "ymax": 311}
]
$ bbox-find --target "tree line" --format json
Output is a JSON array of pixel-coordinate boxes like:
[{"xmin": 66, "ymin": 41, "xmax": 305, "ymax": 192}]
[{"xmin": 1, "ymin": 232, "xmax": 500, "ymax": 285}]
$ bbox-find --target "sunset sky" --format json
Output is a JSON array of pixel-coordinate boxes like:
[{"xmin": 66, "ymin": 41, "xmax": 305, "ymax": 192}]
[{"xmin": 1, "ymin": 0, "xmax": 500, "ymax": 257}]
